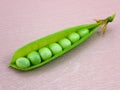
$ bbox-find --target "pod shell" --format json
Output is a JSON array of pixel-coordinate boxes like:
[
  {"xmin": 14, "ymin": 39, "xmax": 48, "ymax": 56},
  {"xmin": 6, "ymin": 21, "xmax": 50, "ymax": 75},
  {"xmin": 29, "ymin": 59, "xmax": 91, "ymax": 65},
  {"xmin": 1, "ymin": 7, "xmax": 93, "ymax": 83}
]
[{"xmin": 10, "ymin": 23, "xmax": 100, "ymax": 71}]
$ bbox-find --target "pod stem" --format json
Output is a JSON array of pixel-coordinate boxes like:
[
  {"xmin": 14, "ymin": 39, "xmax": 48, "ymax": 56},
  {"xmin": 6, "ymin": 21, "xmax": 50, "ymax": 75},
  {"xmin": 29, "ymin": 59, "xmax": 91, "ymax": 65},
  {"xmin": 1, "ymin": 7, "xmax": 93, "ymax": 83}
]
[{"xmin": 95, "ymin": 13, "xmax": 116, "ymax": 34}]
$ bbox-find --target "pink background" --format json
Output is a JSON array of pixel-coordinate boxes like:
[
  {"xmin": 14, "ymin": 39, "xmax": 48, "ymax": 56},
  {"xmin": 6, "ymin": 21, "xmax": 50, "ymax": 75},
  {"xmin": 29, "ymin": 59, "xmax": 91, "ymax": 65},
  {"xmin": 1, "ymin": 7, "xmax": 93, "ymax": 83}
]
[{"xmin": 0, "ymin": 0, "xmax": 120, "ymax": 90}]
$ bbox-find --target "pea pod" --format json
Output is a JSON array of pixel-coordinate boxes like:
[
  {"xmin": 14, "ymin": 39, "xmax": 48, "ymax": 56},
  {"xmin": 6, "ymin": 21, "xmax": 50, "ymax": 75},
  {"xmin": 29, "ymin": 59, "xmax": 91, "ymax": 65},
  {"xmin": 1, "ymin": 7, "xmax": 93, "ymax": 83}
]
[{"xmin": 9, "ymin": 14, "xmax": 115, "ymax": 71}]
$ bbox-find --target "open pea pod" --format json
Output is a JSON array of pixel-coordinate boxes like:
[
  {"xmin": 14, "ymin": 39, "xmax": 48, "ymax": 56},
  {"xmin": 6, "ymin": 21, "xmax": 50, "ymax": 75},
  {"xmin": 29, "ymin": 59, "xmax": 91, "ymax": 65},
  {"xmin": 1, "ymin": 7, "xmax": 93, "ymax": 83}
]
[{"xmin": 9, "ymin": 14, "xmax": 115, "ymax": 71}]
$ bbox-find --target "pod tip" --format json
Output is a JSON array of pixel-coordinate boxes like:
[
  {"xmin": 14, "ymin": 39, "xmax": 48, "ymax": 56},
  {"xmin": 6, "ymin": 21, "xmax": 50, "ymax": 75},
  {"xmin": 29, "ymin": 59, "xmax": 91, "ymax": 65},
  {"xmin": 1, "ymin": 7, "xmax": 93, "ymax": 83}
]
[
  {"xmin": 108, "ymin": 13, "xmax": 116, "ymax": 22},
  {"xmin": 95, "ymin": 13, "xmax": 116, "ymax": 34}
]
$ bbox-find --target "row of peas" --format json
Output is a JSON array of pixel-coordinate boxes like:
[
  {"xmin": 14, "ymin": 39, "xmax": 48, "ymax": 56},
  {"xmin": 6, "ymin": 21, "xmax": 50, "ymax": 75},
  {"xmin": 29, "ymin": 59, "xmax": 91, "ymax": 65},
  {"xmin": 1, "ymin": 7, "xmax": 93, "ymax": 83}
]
[{"xmin": 16, "ymin": 28, "xmax": 89, "ymax": 69}]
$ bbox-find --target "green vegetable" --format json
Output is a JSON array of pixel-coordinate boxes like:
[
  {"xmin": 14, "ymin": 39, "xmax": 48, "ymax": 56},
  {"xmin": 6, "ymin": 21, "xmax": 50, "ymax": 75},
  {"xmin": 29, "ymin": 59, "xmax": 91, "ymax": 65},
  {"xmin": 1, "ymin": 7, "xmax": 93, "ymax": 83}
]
[
  {"xmin": 78, "ymin": 28, "xmax": 89, "ymax": 37},
  {"xmin": 39, "ymin": 47, "xmax": 52, "ymax": 60},
  {"xmin": 58, "ymin": 38, "xmax": 72, "ymax": 49},
  {"xmin": 67, "ymin": 32, "xmax": 80, "ymax": 43},
  {"xmin": 9, "ymin": 14, "xmax": 115, "ymax": 71},
  {"xmin": 16, "ymin": 57, "xmax": 30, "ymax": 69},
  {"xmin": 49, "ymin": 43, "xmax": 62, "ymax": 55},
  {"xmin": 27, "ymin": 51, "xmax": 41, "ymax": 65}
]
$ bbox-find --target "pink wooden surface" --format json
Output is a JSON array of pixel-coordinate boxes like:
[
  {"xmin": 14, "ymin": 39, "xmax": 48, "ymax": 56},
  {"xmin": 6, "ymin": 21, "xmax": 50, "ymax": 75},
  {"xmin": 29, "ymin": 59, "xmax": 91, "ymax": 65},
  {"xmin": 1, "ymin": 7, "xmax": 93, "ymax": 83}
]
[{"xmin": 0, "ymin": 0, "xmax": 120, "ymax": 90}]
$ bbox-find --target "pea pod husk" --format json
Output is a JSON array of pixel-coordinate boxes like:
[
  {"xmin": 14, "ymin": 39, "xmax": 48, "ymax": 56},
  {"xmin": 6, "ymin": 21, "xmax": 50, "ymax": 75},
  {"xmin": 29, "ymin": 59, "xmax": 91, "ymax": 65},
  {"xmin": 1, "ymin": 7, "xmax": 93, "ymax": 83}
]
[
  {"xmin": 9, "ymin": 23, "xmax": 100, "ymax": 71},
  {"xmin": 9, "ymin": 14, "xmax": 115, "ymax": 71}
]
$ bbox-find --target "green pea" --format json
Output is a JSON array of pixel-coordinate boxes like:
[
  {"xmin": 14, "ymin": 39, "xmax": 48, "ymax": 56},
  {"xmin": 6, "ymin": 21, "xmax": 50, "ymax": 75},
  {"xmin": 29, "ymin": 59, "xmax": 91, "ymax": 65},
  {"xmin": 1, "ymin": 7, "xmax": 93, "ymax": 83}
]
[
  {"xmin": 49, "ymin": 43, "xmax": 62, "ymax": 55},
  {"xmin": 78, "ymin": 28, "xmax": 89, "ymax": 37},
  {"xmin": 39, "ymin": 47, "xmax": 52, "ymax": 60},
  {"xmin": 9, "ymin": 14, "xmax": 115, "ymax": 71},
  {"xmin": 58, "ymin": 38, "xmax": 71, "ymax": 49},
  {"xmin": 27, "ymin": 51, "xmax": 41, "ymax": 65},
  {"xmin": 16, "ymin": 57, "xmax": 30, "ymax": 69},
  {"xmin": 67, "ymin": 32, "xmax": 80, "ymax": 43}
]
